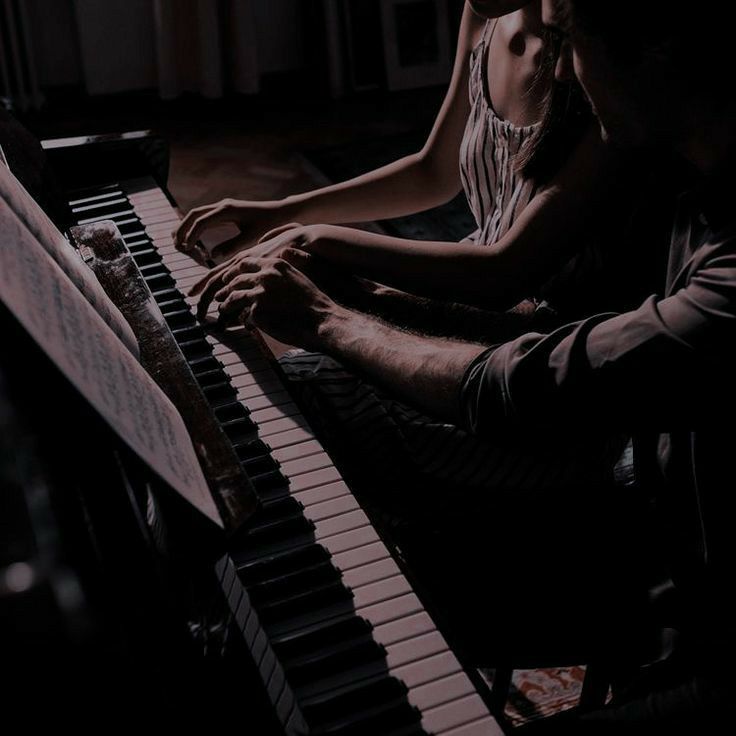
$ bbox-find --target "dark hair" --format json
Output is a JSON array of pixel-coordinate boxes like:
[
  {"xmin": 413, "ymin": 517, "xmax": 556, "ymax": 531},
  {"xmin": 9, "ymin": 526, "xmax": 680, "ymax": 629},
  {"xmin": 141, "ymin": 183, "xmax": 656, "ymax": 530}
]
[
  {"xmin": 557, "ymin": 0, "xmax": 732, "ymax": 98},
  {"xmin": 515, "ymin": 29, "xmax": 591, "ymax": 184}
]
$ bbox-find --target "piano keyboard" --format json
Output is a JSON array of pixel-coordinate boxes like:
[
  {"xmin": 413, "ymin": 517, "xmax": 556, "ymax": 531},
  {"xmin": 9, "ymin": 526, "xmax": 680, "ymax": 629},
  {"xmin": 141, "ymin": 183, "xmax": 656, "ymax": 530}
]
[{"xmin": 66, "ymin": 178, "xmax": 503, "ymax": 736}]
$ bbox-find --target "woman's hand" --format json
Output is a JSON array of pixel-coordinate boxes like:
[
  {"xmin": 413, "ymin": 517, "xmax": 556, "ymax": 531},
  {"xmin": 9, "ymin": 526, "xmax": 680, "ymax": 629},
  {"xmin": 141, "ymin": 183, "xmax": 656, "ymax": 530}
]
[{"xmin": 174, "ymin": 198, "xmax": 289, "ymax": 265}]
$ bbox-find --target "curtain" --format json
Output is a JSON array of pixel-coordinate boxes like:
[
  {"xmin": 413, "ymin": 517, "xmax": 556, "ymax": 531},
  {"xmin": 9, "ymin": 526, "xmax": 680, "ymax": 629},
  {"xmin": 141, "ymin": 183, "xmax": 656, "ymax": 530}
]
[{"xmin": 153, "ymin": 0, "xmax": 260, "ymax": 99}]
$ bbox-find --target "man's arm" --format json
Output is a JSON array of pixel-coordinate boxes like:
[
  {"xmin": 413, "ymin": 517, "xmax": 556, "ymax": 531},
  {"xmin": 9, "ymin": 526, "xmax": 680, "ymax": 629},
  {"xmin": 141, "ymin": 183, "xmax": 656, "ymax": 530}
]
[{"xmin": 460, "ymin": 247, "xmax": 736, "ymax": 435}]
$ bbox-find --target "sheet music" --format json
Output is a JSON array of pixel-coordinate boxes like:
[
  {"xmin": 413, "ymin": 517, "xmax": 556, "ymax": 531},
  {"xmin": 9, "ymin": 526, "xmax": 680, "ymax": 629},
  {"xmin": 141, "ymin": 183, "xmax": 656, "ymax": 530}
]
[
  {"xmin": 0, "ymin": 198, "xmax": 222, "ymax": 527},
  {"xmin": 0, "ymin": 162, "xmax": 139, "ymax": 357}
]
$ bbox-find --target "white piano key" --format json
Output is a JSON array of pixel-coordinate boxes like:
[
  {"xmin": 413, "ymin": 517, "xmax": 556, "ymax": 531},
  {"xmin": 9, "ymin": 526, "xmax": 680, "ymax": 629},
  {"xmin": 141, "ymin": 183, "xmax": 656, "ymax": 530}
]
[
  {"xmin": 355, "ymin": 592, "xmax": 424, "ymax": 628},
  {"xmin": 289, "ymin": 466, "xmax": 342, "ymax": 493},
  {"xmin": 246, "ymin": 391, "xmax": 294, "ymax": 412},
  {"xmin": 291, "ymin": 480, "xmax": 351, "ymax": 508},
  {"xmin": 69, "ymin": 189, "xmax": 123, "ymax": 206},
  {"xmin": 422, "ymin": 694, "xmax": 492, "ymax": 735},
  {"xmin": 146, "ymin": 220, "xmax": 181, "ymax": 237},
  {"xmin": 259, "ymin": 415, "xmax": 311, "ymax": 438},
  {"xmin": 223, "ymin": 359, "xmax": 273, "ymax": 379},
  {"xmin": 72, "ymin": 196, "xmax": 127, "ymax": 212},
  {"xmin": 169, "ymin": 264, "xmax": 210, "ymax": 280},
  {"xmin": 385, "ymin": 631, "xmax": 447, "ymax": 670},
  {"xmin": 313, "ymin": 509, "xmax": 370, "ymax": 540},
  {"xmin": 371, "ymin": 612, "xmax": 436, "ymax": 647},
  {"xmin": 237, "ymin": 380, "xmax": 288, "ymax": 402},
  {"xmin": 392, "ymin": 651, "xmax": 463, "ymax": 690},
  {"xmin": 340, "ymin": 557, "xmax": 400, "ymax": 590},
  {"xmin": 251, "ymin": 403, "xmax": 301, "ymax": 425},
  {"xmin": 351, "ymin": 575, "xmax": 413, "ymax": 611},
  {"xmin": 77, "ymin": 208, "xmax": 134, "ymax": 224},
  {"xmin": 267, "ymin": 427, "xmax": 319, "ymax": 450},
  {"xmin": 231, "ymin": 368, "xmax": 281, "ymax": 389},
  {"xmin": 271, "ymin": 439, "xmax": 322, "ymax": 464},
  {"xmin": 305, "ymin": 494, "xmax": 360, "ymax": 522},
  {"xmin": 280, "ymin": 452, "xmax": 333, "ymax": 478},
  {"xmin": 330, "ymin": 541, "xmax": 390, "ymax": 572},
  {"xmin": 410, "ymin": 674, "xmax": 476, "ymax": 720},
  {"xmin": 137, "ymin": 204, "xmax": 176, "ymax": 221},
  {"xmin": 441, "ymin": 716, "xmax": 505, "ymax": 736},
  {"xmin": 315, "ymin": 525, "xmax": 380, "ymax": 555}
]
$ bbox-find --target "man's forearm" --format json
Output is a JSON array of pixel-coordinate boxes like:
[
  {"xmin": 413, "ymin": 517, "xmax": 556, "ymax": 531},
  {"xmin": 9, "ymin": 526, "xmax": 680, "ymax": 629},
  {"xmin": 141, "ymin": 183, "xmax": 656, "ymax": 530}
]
[{"xmin": 316, "ymin": 308, "xmax": 488, "ymax": 423}]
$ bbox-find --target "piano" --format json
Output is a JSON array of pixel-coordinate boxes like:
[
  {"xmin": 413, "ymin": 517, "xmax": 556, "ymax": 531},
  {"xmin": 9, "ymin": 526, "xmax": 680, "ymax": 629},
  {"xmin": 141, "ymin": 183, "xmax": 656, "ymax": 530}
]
[{"xmin": 0, "ymin": 117, "xmax": 504, "ymax": 735}]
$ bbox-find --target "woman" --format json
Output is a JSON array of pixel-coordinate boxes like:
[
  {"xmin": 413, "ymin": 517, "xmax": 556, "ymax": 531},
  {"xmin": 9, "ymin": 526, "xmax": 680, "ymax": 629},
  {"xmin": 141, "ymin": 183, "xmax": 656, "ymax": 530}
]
[{"xmin": 178, "ymin": 0, "xmax": 661, "ymax": 330}]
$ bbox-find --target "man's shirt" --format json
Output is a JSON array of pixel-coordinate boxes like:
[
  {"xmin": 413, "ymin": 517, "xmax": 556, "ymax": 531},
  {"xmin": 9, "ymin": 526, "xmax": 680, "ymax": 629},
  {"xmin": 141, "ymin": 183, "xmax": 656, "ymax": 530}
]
[{"xmin": 460, "ymin": 175, "xmax": 736, "ymax": 654}]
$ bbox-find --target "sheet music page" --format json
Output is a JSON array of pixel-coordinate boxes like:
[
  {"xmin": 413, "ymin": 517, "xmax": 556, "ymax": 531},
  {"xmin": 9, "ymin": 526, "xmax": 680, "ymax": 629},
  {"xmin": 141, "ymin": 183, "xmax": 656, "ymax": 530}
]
[
  {"xmin": 0, "ymin": 161, "xmax": 140, "ymax": 357},
  {"xmin": 0, "ymin": 198, "xmax": 222, "ymax": 527}
]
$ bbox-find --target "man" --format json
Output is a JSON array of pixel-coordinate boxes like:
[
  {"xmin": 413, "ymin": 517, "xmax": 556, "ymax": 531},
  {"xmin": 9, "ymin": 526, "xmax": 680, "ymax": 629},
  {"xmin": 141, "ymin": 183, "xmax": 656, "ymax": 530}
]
[{"xmin": 203, "ymin": 0, "xmax": 736, "ymax": 729}]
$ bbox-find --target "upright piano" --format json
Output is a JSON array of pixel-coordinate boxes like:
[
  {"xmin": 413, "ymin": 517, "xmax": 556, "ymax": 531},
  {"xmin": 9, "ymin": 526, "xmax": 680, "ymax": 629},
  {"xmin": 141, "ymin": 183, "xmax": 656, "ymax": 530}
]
[{"xmin": 0, "ymin": 114, "xmax": 503, "ymax": 735}]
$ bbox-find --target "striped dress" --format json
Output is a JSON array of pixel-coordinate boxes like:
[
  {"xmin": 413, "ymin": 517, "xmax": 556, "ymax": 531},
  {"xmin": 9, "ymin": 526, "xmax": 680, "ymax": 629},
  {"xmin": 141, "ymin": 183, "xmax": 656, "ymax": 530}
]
[
  {"xmin": 460, "ymin": 19, "xmax": 538, "ymax": 248},
  {"xmin": 278, "ymin": 19, "xmax": 623, "ymax": 528}
]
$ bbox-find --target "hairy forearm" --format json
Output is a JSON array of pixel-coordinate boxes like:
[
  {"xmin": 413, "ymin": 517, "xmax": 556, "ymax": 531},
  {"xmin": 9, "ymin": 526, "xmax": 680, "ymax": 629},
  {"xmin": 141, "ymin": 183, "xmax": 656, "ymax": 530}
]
[
  {"xmin": 321, "ymin": 274, "xmax": 540, "ymax": 344},
  {"xmin": 317, "ymin": 308, "xmax": 487, "ymax": 423},
  {"xmin": 279, "ymin": 154, "xmax": 463, "ymax": 228}
]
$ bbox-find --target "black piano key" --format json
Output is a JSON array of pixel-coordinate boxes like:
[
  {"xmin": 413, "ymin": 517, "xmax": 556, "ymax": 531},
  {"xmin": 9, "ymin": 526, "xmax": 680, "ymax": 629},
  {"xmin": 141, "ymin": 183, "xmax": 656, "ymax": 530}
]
[
  {"xmin": 138, "ymin": 261, "xmax": 167, "ymax": 278},
  {"xmin": 185, "ymin": 356, "xmax": 223, "ymax": 377},
  {"xmin": 150, "ymin": 287, "xmax": 182, "ymax": 303},
  {"xmin": 196, "ymin": 367, "xmax": 233, "ymax": 390},
  {"xmin": 257, "ymin": 580, "xmax": 353, "ymax": 627},
  {"xmin": 201, "ymin": 380, "xmax": 236, "ymax": 405},
  {"xmin": 163, "ymin": 309, "xmax": 198, "ymax": 331},
  {"xmin": 236, "ymin": 545, "xmax": 331, "ymax": 586},
  {"xmin": 239, "ymin": 452, "xmax": 280, "ymax": 477},
  {"xmin": 240, "ymin": 514, "xmax": 314, "ymax": 551},
  {"xmin": 249, "ymin": 561, "xmax": 342, "ymax": 608},
  {"xmin": 214, "ymin": 402, "xmax": 249, "ymax": 425},
  {"xmin": 286, "ymin": 635, "xmax": 386, "ymax": 689},
  {"xmin": 129, "ymin": 247, "xmax": 161, "ymax": 266},
  {"xmin": 171, "ymin": 324, "xmax": 206, "ymax": 343},
  {"xmin": 158, "ymin": 296, "xmax": 187, "ymax": 314},
  {"xmin": 220, "ymin": 416, "xmax": 258, "ymax": 444},
  {"xmin": 115, "ymin": 219, "xmax": 149, "ymax": 236},
  {"xmin": 273, "ymin": 616, "xmax": 373, "ymax": 663},
  {"xmin": 301, "ymin": 676, "xmax": 407, "ymax": 728},
  {"xmin": 249, "ymin": 469, "xmax": 289, "ymax": 496},
  {"xmin": 144, "ymin": 272, "xmax": 177, "ymax": 291},
  {"xmin": 232, "ymin": 438, "xmax": 271, "ymax": 463},
  {"xmin": 312, "ymin": 700, "xmax": 422, "ymax": 736}
]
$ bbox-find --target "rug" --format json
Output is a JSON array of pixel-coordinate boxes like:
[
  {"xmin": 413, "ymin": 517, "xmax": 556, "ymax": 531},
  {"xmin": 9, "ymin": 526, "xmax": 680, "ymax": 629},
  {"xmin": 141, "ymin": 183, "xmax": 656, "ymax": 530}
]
[
  {"xmin": 481, "ymin": 667, "xmax": 587, "ymax": 727},
  {"xmin": 302, "ymin": 130, "xmax": 477, "ymax": 242}
]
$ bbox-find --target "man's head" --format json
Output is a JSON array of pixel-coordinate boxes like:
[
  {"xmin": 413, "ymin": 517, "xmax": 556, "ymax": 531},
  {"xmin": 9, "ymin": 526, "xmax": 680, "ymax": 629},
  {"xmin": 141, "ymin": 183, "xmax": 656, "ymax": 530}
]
[{"xmin": 542, "ymin": 1, "xmax": 733, "ymax": 148}]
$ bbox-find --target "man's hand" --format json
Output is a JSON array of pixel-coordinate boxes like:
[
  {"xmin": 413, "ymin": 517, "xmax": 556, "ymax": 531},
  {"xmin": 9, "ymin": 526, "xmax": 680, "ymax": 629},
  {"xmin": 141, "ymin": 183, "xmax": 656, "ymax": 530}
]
[
  {"xmin": 188, "ymin": 224, "xmax": 325, "ymax": 319},
  {"xmin": 212, "ymin": 248, "xmax": 345, "ymax": 351}
]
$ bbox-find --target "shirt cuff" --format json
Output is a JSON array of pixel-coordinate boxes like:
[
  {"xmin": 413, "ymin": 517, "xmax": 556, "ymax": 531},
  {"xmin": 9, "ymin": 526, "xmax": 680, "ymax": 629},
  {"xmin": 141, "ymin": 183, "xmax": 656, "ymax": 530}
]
[{"xmin": 459, "ymin": 345, "xmax": 501, "ymax": 435}]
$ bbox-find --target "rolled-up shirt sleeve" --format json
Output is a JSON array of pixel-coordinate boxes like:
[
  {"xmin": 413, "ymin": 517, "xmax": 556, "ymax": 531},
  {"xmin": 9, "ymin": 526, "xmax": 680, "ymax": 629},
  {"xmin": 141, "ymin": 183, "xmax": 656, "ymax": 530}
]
[{"xmin": 460, "ymin": 243, "xmax": 736, "ymax": 436}]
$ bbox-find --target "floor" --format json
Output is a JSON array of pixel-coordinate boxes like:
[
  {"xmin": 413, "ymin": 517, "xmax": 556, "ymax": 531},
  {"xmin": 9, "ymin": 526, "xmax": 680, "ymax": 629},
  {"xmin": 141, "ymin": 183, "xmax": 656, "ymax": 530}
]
[{"xmin": 25, "ymin": 85, "xmax": 444, "ymax": 213}]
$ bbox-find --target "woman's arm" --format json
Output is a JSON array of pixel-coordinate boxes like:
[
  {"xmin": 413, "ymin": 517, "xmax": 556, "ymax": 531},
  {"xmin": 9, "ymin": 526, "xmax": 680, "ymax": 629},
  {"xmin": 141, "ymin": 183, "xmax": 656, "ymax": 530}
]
[
  {"xmin": 175, "ymin": 3, "xmax": 483, "ymax": 257},
  {"xmin": 299, "ymin": 125, "xmax": 633, "ymax": 310}
]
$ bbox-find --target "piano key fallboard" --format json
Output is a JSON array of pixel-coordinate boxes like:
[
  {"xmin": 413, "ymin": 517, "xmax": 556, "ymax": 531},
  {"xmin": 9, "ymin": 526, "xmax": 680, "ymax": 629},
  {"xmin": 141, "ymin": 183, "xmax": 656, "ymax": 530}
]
[{"xmin": 66, "ymin": 177, "xmax": 503, "ymax": 736}]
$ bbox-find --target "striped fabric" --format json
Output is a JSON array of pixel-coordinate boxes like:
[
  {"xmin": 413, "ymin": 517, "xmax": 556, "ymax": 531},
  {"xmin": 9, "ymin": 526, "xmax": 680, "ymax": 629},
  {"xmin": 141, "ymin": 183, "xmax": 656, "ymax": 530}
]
[
  {"xmin": 459, "ymin": 20, "xmax": 539, "ymax": 247},
  {"xmin": 279, "ymin": 351, "xmax": 621, "ymax": 529}
]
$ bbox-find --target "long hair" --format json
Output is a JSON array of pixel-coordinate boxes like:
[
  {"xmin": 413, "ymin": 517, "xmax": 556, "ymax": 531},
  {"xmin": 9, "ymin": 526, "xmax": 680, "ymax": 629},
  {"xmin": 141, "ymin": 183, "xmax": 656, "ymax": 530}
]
[{"xmin": 515, "ymin": 29, "xmax": 591, "ymax": 185}]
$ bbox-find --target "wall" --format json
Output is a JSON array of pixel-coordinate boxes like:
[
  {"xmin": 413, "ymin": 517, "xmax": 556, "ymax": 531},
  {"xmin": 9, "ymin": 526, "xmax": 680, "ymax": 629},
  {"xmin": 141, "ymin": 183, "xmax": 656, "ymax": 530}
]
[{"xmin": 25, "ymin": 0, "xmax": 304, "ymax": 95}]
